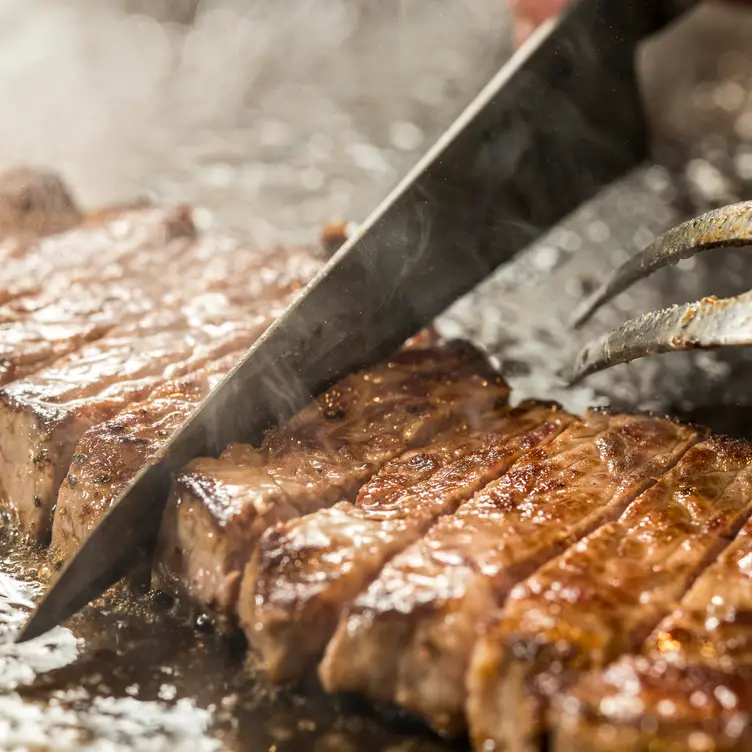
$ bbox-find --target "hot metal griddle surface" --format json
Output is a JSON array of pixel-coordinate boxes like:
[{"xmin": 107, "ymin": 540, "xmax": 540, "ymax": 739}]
[{"xmin": 1, "ymin": 3, "xmax": 752, "ymax": 750}]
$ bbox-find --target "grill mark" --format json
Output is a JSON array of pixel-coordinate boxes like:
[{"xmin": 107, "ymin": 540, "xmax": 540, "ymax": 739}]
[
  {"xmin": 241, "ymin": 402, "xmax": 572, "ymax": 683},
  {"xmin": 468, "ymin": 436, "xmax": 752, "ymax": 752},
  {"xmin": 319, "ymin": 413, "xmax": 700, "ymax": 736}
]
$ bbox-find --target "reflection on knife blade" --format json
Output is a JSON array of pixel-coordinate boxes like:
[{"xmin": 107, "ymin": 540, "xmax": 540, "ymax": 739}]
[{"xmin": 18, "ymin": 0, "xmax": 687, "ymax": 642}]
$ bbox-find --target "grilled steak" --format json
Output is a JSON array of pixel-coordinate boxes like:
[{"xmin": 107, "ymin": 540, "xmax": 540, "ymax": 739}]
[
  {"xmin": 0, "ymin": 241, "xmax": 324, "ymax": 544},
  {"xmin": 468, "ymin": 436, "xmax": 752, "ymax": 752},
  {"xmin": 152, "ymin": 342, "xmax": 510, "ymax": 625},
  {"xmin": 554, "ymin": 453, "xmax": 752, "ymax": 752},
  {"xmin": 50, "ymin": 351, "xmax": 242, "ymax": 560},
  {"xmin": 0, "ymin": 207, "xmax": 198, "ymax": 383},
  {"xmin": 320, "ymin": 412, "xmax": 700, "ymax": 735},
  {"xmin": 0, "ymin": 205, "xmax": 194, "ymax": 306},
  {"xmin": 241, "ymin": 401, "xmax": 573, "ymax": 683}
]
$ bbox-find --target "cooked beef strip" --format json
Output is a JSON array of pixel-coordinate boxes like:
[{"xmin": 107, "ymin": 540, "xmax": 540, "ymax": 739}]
[
  {"xmin": 468, "ymin": 436, "xmax": 752, "ymax": 752},
  {"xmin": 50, "ymin": 351, "xmax": 242, "ymax": 560},
  {"xmin": 553, "ymin": 461, "xmax": 752, "ymax": 752},
  {"xmin": 152, "ymin": 342, "xmax": 510, "ymax": 626},
  {"xmin": 0, "ymin": 242, "xmax": 324, "ymax": 544},
  {"xmin": 320, "ymin": 411, "xmax": 700, "ymax": 736},
  {"xmin": 240, "ymin": 401, "xmax": 573, "ymax": 684}
]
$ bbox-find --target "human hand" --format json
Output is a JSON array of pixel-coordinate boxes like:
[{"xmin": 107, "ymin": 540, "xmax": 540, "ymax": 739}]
[{"xmin": 510, "ymin": 0, "xmax": 752, "ymax": 46}]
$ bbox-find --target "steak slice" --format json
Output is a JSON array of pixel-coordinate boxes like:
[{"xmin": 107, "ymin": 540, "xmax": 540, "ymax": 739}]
[
  {"xmin": 468, "ymin": 436, "xmax": 752, "ymax": 752},
  {"xmin": 50, "ymin": 351, "xmax": 242, "ymax": 560},
  {"xmin": 553, "ymin": 452, "xmax": 752, "ymax": 752},
  {"xmin": 152, "ymin": 342, "xmax": 510, "ymax": 626},
  {"xmin": 240, "ymin": 401, "xmax": 573, "ymax": 683},
  {"xmin": 0, "ymin": 312, "xmax": 247, "ymax": 543},
  {"xmin": 0, "ymin": 235, "xmax": 325, "ymax": 543},
  {"xmin": 320, "ymin": 411, "xmax": 700, "ymax": 735}
]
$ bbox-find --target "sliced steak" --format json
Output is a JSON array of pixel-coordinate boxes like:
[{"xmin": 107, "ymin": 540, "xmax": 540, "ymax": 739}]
[
  {"xmin": 320, "ymin": 411, "xmax": 700, "ymax": 735},
  {"xmin": 152, "ymin": 342, "xmax": 510, "ymax": 626},
  {"xmin": 554, "ymin": 452, "xmax": 752, "ymax": 752},
  {"xmin": 240, "ymin": 402, "xmax": 573, "ymax": 683},
  {"xmin": 0, "ymin": 230, "xmax": 324, "ymax": 543},
  {"xmin": 468, "ymin": 436, "xmax": 752, "ymax": 752},
  {"xmin": 50, "ymin": 351, "xmax": 241, "ymax": 560}
]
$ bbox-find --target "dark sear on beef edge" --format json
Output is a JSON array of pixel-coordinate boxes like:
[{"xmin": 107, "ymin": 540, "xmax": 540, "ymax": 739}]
[
  {"xmin": 152, "ymin": 341, "xmax": 511, "ymax": 626},
  {"xmin": 240, "ymin": 401, "xmax": 572, "ymax": 683},
  {"xmin": 553, "ymin": 478, "xmax": 752, "ymax": 752},
  {"xmin": 320, "ymin": 412, "xmax": 701, "ymax": 736},
  {"xmin": 467, "ymin": 437, "xmax": 752, "ymax": 751}
]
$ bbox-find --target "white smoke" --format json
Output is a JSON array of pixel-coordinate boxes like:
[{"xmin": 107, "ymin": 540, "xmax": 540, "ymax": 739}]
[{"xmin": 0, "ymin": 0, "xmax": 511, "ymax": 239}]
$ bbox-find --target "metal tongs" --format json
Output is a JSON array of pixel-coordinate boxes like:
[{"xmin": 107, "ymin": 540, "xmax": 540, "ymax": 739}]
[{"xmin": 568, "ymin": 201, "xmax": 752, "ymax": 382}]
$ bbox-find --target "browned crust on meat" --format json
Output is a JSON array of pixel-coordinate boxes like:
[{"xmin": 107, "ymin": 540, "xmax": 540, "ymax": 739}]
[
  {"xmin": 241, "ymin": 401, "xmax": 572, "ymax": 684},
  {"xmin": 50, "ymin": 352, "xmax": 242, "ymax": 561},
  {"xmin": 321, "ymin": 411, "xmax": 700, "ymax": 736},
  {"xmin": 153, "ymin": 342, "xmax": 510, "ymax": 623},
  {"xmin": 469, "ymin": 436, "xmax": 752, "ymax": 752},
  {"xmin": 553, "ymin": 488, "xmax": 752, "ymax": 751}
]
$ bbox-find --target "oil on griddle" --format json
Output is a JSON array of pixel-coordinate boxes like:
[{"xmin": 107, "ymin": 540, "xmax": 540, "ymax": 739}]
[{"xmin": 1, "ymin": 2, "xmax": 752, "ymax": 750}]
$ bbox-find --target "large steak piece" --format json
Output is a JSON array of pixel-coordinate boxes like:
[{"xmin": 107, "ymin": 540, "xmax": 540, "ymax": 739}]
[
  {"xmin": 152, "ymin": 342, "xmax": 510, "ymax": 626},
  {"xmin": 320, "ymin": 412, "xmax": 700, "ymax": 735},
  {"xmin": 468, "ymin": 436, "xmax": 752, "ymax": 752},
  {"xmin": 50, "ymin": 351, "xmax": 241, "ymax": 559}
]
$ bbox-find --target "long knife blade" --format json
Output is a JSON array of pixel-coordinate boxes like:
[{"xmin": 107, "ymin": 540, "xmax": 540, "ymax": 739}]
[{"xmin": 18, "ymin": 0, "xmax": 694, "ymax": 642}]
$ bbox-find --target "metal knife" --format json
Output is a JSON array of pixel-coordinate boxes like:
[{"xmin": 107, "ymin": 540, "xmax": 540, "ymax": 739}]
[{"xmin": 18, "ymin": 0, "xmax": 697, "ymax": 642}]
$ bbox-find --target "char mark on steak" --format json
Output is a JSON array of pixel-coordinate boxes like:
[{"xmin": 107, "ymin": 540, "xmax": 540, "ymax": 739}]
[
  {"xmin": 468, "ymin": 436, "xmax": 752, "ymax": 752},
  {"xmin": 151, "ymin": 341, "xmax": 510, "ymax": 626},
  {"xmin": 0, "ymin": 237, "xmax": 325, "ymax": 544},
  {"xmin": 320, "ymin": 411, "xmax": 700, "ymax": 736},
  {"xmin": 50, "ymin": 351, "xmax": 242, "ymax": 560},
  {"xmin": 240, "ymin": 401, "xmax": 573, "ymax": 684},
  {"xmin": 553, "ymin": 462, "xmax": 752, "ymax": 752}
]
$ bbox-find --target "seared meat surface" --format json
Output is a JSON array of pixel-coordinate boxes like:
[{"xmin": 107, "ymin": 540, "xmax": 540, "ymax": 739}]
[
  {"xmin": 241, "ymin": 401, "xmax": 572, "ymax": 682},
  {"xmin": 152, "ymin": 342, "xmax": 510, "ymax": 624},
  {"xmin": 50, "ymin": 352, "xmax": 241, "ymax": 559},
  {"xmin": 320, "ymin": 412, "xmax": 700, "ymax": 734},
  {"xmin": 555, "ymin": 474, "xmax": 752, "ymax": 751},
  {"xmin": 468, "ymin": 436, "xmax": 752, "ymax": 751}
]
